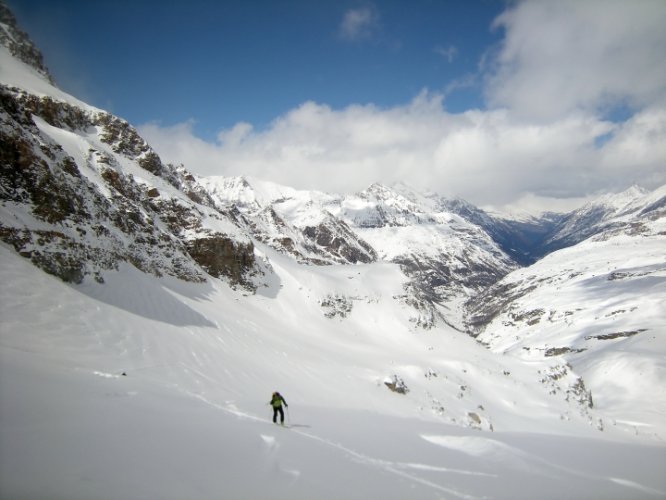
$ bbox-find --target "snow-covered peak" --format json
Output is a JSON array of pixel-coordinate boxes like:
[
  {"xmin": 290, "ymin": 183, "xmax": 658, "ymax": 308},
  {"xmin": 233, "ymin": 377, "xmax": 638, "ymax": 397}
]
[
  {"xmin": 349, "ymin": 182, "xmax": 440, "ymax": 227},
  {"xmin": 580, "ymin": 185, "xmax": 648, "ymax": 214},
  {"xmin": 616, "ymin": 183, "xmax": 666, "ymax": 218},
  {"xmin": 358, "ymin": 182, "xmax": 422, "ymax": 206},
  {"xmin": 565, "ymin": 185, "xmax": 650, "ymax": 226},
  {"xmin": 0, "ymin": 3, "xmax": 51, "ymax": 82},
  {"xmin": 360, "ymin": 182, "xmax": 393, "ymax": 198},
  {"xmin": 482, "ymin": 204, "xmax": 546, "ymax": 223},
  {"xmin": 200, "ymin": 176, "xmax": 261, "ymax": 209},
  {"xmin": 541, "ymin": 184, "xmax": 663, "ymax": 252},
  {"xmin": 201, "ymin": 175, "xmax": 337, "ymax": 212}
]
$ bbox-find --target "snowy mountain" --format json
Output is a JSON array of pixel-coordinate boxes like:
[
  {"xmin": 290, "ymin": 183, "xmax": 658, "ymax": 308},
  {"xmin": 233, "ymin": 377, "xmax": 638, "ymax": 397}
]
[
  {"xmin": 200, "ymin": 176, "xmax": 517, "ymax": 328},
  {"xmin": 0, "ymin": 5, "xmax": 264, "ymax": 290},
  {"xmin": 0, "ymin": 2, "xmax": 51, "ymax": 83},
  {"xmin": 200, "ymin": 175, "xmax": 378, "ymax": 266},
  {"xmin": 470, "ymin": 185, "xmax": 664, "ymax": 264},
  {"xmin": 466, "ymin": 186, "xmax": 666, "ymax": 436},
  {"xmin": 539, "ymin": 185, "xmax": 661, "ymax": 254},
  {"xmin": 1, "ymin": 5, "xmax": 665, "ymax": 499},
  {"xmin": 445, "ymin": 200, "xmax": 565, "ymax": 265}
]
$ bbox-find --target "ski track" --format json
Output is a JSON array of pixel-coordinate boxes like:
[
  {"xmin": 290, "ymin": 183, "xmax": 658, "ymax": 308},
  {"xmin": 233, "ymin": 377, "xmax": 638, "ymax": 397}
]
[
  {"xmin": 184, "ymin": 382, "xmax": 666, "ymax": 500},
  {"xmin": 185, "ymin": 388, "xmax": 485, "ymax": 499},
  {"xmin": 287, "ymin": 428, "xmax": 485, "ymax": 500},
  {"xmin": 421, "ymin": 432, "xmax": 666, "ymax": 496},
  {"xmin": 608, "ymin": 477, "xmax": 666, "ymax": 497},
  {"xmin": 281, "ymin": 431, "xmax": 484, "ymax": 499}
]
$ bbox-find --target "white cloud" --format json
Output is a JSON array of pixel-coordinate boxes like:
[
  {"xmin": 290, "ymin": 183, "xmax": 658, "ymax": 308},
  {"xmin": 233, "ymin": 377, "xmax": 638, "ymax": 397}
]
[
  {"xmin": 217, "ymin": 122, "xmax": 253, "ymax": 147},
  {"xmin": 138, "ymin": 1, "xmax": 666, "ymax": 211},
  {"xmin": 598, "ymin": 107, "xmax": 666, "ymax": 183},
  {"xmin": 339, "ymin": 6, "xmax": 379, "ymax": 41},
  {"xmin": 484, "ymin": 192, "xmax": 594, "ymax": 217},
  {"xmin": 486, "ymin": 0, "xmax": 666, "ymax": 120},
  {"xmin": 138, "ymin": 90, "xmax": 666, "ymax": 209}
]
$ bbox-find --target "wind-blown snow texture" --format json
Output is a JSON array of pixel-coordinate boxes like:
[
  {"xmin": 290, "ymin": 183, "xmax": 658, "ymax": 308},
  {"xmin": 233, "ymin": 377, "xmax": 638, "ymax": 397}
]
[{"xmin": 1, "ymin": 5, "xmax": 665, "ymax": 499}]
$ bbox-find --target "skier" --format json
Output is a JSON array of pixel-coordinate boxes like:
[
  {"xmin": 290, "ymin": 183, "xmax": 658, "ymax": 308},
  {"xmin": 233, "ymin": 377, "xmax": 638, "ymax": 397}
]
[{"xmin": 269, "ymin": 391, "xmax": 288, "ymax": 425}]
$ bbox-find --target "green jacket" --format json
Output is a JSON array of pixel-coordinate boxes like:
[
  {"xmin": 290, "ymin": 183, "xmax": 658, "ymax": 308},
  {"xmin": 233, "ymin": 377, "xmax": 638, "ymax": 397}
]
[{"xmin": 270, "ymin": 392, "xmax": 287, "ymax": 408}]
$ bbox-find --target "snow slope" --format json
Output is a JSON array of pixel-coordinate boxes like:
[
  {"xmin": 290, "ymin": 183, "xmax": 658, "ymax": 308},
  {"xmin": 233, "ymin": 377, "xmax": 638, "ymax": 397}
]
[
  {"xmin": 2, "ymin": 242, "xmax": 666, "ymax": 499},
  {"xmin": 470, "ymin": 198, "xmax": 666, "ymax": 441},
  {"xmin": 0, "ymin": 41, "xmax": 99, "ymax": 116}
]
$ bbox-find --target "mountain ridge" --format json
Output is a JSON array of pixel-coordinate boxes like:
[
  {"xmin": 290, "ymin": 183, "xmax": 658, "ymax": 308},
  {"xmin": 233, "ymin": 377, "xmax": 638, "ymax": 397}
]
[
  {"xmin": 0, "ymin": 2, "xmax": 52, "ymax": 83},
  {"xmin": 1, "ymin": 22, "xmax": 663, "ymax": 329}
]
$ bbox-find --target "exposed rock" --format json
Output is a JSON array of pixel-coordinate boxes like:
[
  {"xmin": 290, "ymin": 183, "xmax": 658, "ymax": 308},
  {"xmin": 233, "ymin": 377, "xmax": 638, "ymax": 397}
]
[
  {"xmin": 539, "ymin": 363, "xmax": 593, "ymax": 413},
  {"xmin": 18, "ymin": 93, "xmax": 90, "ymax": 130},
  {"xmin": 186, "ymin": 235, "xmax": 256, "ymax": 289},
  {"xmin": 302, "ymin": 218, "xmax": 376, "ymax": 264},
  {"xmin": 320, "ymin": 293, "xmax": 354, "ymax": 319},
  {"xmin": 585, "ymin": 330, "xmax": 646, "ymax": 341},
  {"xmin": 544, "ymin": 347, "xmax": 586, "ymax": 357},
  {"xmin": 465, "ymin": 281, "xmax": 538, "ymax": 335},
  {"xmin": 0, "ymin": 227, "xmax": 88, "ymax": 283},
  {"xmin": 0, "ymin": 85, "xmax": 241, "ymax": 285},
  {"xmin": 401, "ymin": 281, "xmax": 440, "ymax": 330},
  {"xmin": 384, "ymin": 375, "xmax": 409, "ymax": 394},
  {"xmin": 567, "ymin": 377, "xmax": 594, "ymax": 409}
]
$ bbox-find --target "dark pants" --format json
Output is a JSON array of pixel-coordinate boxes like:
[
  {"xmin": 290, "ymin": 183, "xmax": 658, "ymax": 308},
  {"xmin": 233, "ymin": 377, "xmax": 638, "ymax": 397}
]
[{"xmin": 272, "ymin": 406, "xmax": 284, "ymax": 423}]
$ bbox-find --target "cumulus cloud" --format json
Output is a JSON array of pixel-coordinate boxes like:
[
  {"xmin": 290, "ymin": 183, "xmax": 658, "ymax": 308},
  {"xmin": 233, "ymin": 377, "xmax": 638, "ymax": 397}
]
[
  {"xmin": 138, "ymin": 0, "xmax": 666, "ymax": 212},
  {"xmin": 138, "ymin": 90, "xmax": 666, "ymax": 210},
  {"xmin": 339, "ymin": 6, "xmax": 379, "ymax": 41},
  {"xmin": 486, "ymin": 0, "xmax": 666, "ymax": 120}
]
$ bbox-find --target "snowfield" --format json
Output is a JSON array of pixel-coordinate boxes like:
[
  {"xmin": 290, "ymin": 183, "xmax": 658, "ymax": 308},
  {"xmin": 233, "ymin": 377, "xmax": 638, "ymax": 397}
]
[{"xmin": 2, "ymin": 242, "xmax": 665, "ymax": 500}]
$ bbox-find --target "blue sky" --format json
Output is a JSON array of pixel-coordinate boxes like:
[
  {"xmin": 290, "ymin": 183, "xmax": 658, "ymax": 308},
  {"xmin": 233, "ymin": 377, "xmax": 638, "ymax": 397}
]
[
  {"xmin": 8, "ymin": 0, "xmax": 666, "ymax": 211},
  {"xmin": 9, "ymin": 0, "xmax": 503, "ymax": 137}
]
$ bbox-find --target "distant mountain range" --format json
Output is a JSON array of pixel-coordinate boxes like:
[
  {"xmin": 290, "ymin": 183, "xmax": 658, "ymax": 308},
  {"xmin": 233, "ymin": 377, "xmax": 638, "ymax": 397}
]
[{"xmin": 1, "ymin": 0, "xmax": 664, "ymax": 324}]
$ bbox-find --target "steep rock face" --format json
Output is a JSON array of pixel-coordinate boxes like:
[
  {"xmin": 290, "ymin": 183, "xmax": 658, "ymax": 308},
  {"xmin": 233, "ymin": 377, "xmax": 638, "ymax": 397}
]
[
  {"xmin": 201, "ymin": 176, "xmax": 378, "ymax": 266},
  {"xmin": 2, "ymin": 87, "xmax": 186, "ymax": 283},
  {"xmin": 186, "ymin": 236, "xmax": 255, "ymax": 286},
  {"xmin": 302, "ymin": 215, "xmax": 377, "ymax": 264},
  {"xmin": 0, "ymin": 62, "xmax": 260, "ymax": 289}
]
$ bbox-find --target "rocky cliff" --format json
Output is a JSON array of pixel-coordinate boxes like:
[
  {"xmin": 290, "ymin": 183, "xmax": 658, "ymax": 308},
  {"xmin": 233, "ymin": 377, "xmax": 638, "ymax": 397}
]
[{"xmin": 0, "ymin": 11, "xmax": 262, "ymax": 289}]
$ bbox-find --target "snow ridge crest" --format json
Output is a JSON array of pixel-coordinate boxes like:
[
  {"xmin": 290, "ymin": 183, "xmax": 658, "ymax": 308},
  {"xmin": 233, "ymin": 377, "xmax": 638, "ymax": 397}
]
[{"xmin": 0, "ymin": 2, "xmax": 53, "ymax": 83}]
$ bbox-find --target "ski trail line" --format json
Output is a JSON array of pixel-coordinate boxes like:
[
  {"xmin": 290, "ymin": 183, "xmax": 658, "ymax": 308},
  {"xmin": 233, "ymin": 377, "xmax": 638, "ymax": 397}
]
[{"xmin": 187, "ymin": 391, "xmax": 485, "ymax": 500}]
